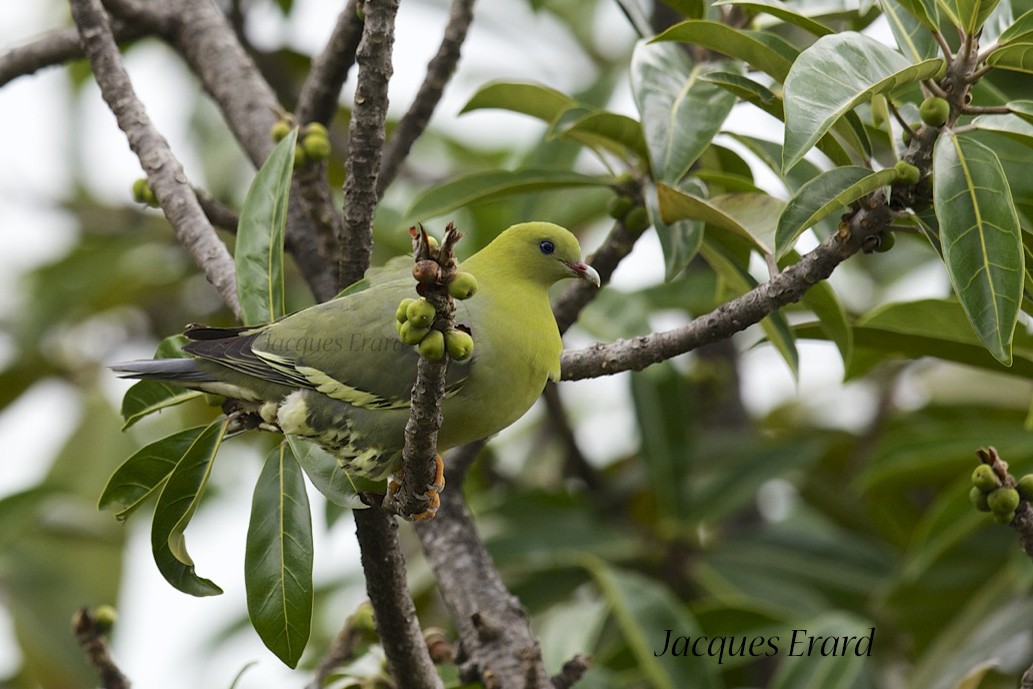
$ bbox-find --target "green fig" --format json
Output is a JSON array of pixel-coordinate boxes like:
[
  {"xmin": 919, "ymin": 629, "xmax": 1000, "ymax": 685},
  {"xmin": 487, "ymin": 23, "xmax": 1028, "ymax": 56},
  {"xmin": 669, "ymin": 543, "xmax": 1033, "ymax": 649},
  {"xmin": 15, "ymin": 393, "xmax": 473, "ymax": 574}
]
[
  {"xmin": 1017, "ymin": 474, "xmax": 1033, "ymax": 501},
  {"xmin": 970, "ymin": 486, "xmax": 991, "ymax": 512},
  {"xmin": 406, "ymin": 298, "xmax": 436, "ymax": 329},
  {"xmin": 304, "ymin": 122, "xmax": 328, "ymax": 139},
  {"xmin": 624, "ymin": 205, "xmax": 650, "ymax": 233},
  {"xmin": 919, "ymin": 96, "xmax": 950, "ymax": 127},
  {"xmin": 418, "ymin": 329, "xmax": 445, "ymax": 360},
  {"xmin": 445, "ymin": 329, "xmax": 474, "ymax": 361},
  {"xmin": 992, "ymin": 509, "xmax": 1016, "ymax": 525},
  {"xmin": 93, "ymin": 604, "xmax": 118, "ymax": 633},
  {"xmin": 607, "ymin": 196, "xmax": 634, "ymax": 220},
  {"xmin": 894, "ymin": 160, "xmax": 921, "ymax": 185},
  {"xmin": 988, "ymin": 487, "xmax": 1020, "ymax": 517},
  {"xmin": 448, "ymin": 271, "xmax": 478, "ymax": 300},
  {"xmin": 396, "ymin": 298, "xmax": 416, "ymax": 323},
  {"xmin": 971, "ymin": 464, "xmax": 999, "ymax": 492},
  {"xmin": 399, "ymin": 321, "xmax": 431, "ymax": 346},
  {"xmin": 302, "ymin": 132, "xmax": 332, "ymax": 160},
  {"xmin": 271, "ymin": 120, "xmax": 292, "ymax": 142}
]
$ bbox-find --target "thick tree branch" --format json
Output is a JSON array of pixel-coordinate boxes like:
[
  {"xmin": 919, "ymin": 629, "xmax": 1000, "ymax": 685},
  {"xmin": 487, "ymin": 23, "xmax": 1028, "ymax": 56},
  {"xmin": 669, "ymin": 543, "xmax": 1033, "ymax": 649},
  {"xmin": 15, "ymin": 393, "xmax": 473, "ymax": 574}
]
[
  {"xmin": 414, "ymin": 455, "xmax": 553, "ymax": 688},
  {"xmin": 560, "ymin": 209, "xmax": 879, "ymax": 381},
  {"xmin": 339, "ymin": 0, "xmax": 399, "ymax": 288},
  {"xmin": 72, "ymin": 608, "xmax": 130, "ymax": 689},
  {"xmin": 295, "ymin": 0, "xmax": 363, "ymax": 125},
  {"xmin": 377, "ymin": 0, "xmax": 477, "ymax": 197},
  {"xmin": 71, "ymin": 0, "xmax": 242, "ymax": 319},
  {"xmin": 354, "ymin": 506, "xmax": 444, "ymax": 689}
]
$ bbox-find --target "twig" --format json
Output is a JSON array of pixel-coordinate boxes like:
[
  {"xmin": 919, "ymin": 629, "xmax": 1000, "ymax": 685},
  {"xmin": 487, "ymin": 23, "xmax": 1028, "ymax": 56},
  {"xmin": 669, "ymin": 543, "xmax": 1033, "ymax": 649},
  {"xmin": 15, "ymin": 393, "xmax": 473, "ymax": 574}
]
[
  {"xmin": 339, "ymin": 0, "xmax": 400, "ymax": 288},
  {"xmin": 413, "ymin": 460, "xmax": 552, "ymax": 687},
  {"xmin": 377, "ymin": 0, "xmax": 477, "ymax": 197},
  {"xmin": 72, "ymin": 607, "xmax": 130, "ymax": 689},
  {"xmin": 961, "ymin": 103, "xmax": 1010, "ymax": 115},
  {"xmin": 0, "ymin": 27, "xmax": 100, "ymax": 87},
  {"xmin": 553, "ymin": 214, "xmax": 645, "ymax": 334},
  {"xmin": 353, "ymin": 506, "xmax": 445, "ymax": 689},
  {"xmin": 70, "ymin": 0, "xmax": 242, "ymax": 319},
  {"xmin": 552, "ymin": 654, "xmax": 592, "ymax": 689},
  {"xmin": 295, "ymin": 0, "xmax": 363, "ymax": 125},
  {"xmin": 194, "ymin": 186, "xmax": 239, "ymax": 232},
  {"xmin": 560, "ymin": 203, "xmax": 880, "ymax": 381},
  {"xmin": 933, "ymin": 30, "xmax": 954, "ymax": 63}
]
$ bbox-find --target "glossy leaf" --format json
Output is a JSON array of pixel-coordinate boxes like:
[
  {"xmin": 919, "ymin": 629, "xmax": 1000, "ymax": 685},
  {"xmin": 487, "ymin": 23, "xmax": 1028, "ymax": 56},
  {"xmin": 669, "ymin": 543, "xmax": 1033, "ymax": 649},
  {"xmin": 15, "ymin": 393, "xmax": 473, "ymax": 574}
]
[
  {"xmin": 933, "ymin": 133, "xmax": 1023, "ymax": 364},
  {"xmin": 554, "ymin": 110, "xmax": 650, "ymax": 162},
  {"xmin": 971, "ymin": 113, "xmax": 1033, "ymax": 148},
  {"xmin": 776, "ymin": 166, "xmax": 898, "ymax": 258},
  {"xmin": 246, "ymin": 443, "xmax": 313, "ymax": 668},
  {"xmin": 996, "ymin": 8, "xmax": 1033, "ymax": 44},
  {"xmin": 986, "ymin": 40, "xmax": 1033, "ymax": 73},
  {"xmin": 713, "ymin": 0, "xmax": 834, "ymax": 35},
  {"xmin": 653, "ymin": 20, "xmax": 795, "ymax": 81},
  {"xmin": 1008, "ymin": 99, "xmax": 1033, "ymax": 124},
  {"xmin": 584, "ymin": 559, "xmax": 721, "ymax": 689},
  {"xmin": 893, "ymin": 0, "xmax": 940, "ymax": 27},
  {"xmin": 647, "ymin": 180, "xmax": 704, "ymax": 281},
  {"xmin": 236, "ymin": 128, "xmax": 296, "ymax": 326},
  {"xmin": 768, "ymin": 613, "xmax": 874, "ymax": 689},
  {"xmin": 460, "ymin": 80, "xmax": 576, "ymax": 122},
  {"xmin": 630, "ymin": 41, "xmax": 738, "ymax": 182},
  {"xmin": 119, "ymin": 335, "xmax": 199, "ymax": 429},
  {"xmin": 406, "ymin": 169, "xmax": 605, "ymax": 220},
  {"xmin": 949, "ymin": 0, "xmax": 1002, "ymax": 33},
  {"xmin": 99, "ymin": 425, "xmax": 207, "ymax": 521},
  {"xmin": 881, "ymin": 0, "xmax": 940, "ymax": 60},
  {"xmin": 151, "ymin": 417, "xmax": 229, "ymax": 596},
  {"xmin": 658, "ymin": 183, "xmax": 784, "ymax": 255},
  {"xmin": 782, "ymin": 32, "xmax": 943, "ymax": 171}
]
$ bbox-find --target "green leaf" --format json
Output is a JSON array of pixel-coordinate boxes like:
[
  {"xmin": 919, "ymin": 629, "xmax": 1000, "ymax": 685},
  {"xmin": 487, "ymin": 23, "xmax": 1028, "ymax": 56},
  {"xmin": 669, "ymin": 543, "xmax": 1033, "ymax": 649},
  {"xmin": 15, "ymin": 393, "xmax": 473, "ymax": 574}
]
[
  {"xmin": 99, "ymin": 425, "xmax": 207, "ymax": 521},
  {"xmin": 933, "ymin": 133, "xmax": 1023, "ymax": 364},
  {"xmin": 949, "ymin": 0, "xmax": 1002, "ymax": 33},
  {"xmin": 460, "ymin": 81, "xmax": 576, "ymax": 122},
  {"xmin": 971, "ymin": 113, "xmax": 1033, "ymax": 147},
  {"xmin": 553, "ymin": 110, "xmax": 650, "ymax": 162},
  {"xmin": 658, "ymin": 183, "xmax": 784, "ymax": 255},
  {"xmin": 892, "ymin": 0, "xmax": 940, "ymax": 28},
  {"xmin": 700, "ymin": 237, "xmax": 799, "ymax": 375},
  {"xmin": 995, "ymin": 8, "xmax": 1033, "ymax": 45},
  {"xmin": 881, "ymin": 0, "xmax": 940, "ymax": 60},
  {"xmin": 236, "ymin": 128, "xmax": 296, "ymax": 326},
  {"xmin": 647, "ymin": 180, "xmax": 704, "ymax": 281},
  {"xmin": 775, "ymin": 166, "xmax": 899, "ymax": 258},
  {"xmin": 1008, "ymin": 99, "xmax": 1033, "ymax": 124},
  {"xmin": 406, "ymin": 169, "xmax": 606, "ymax": 220},
  {"xmin": 151, "ymin": 417, "xmax": 229, "ymax": 596},
  {"xmin": 768, "ymin": 613, "xmax": 874, "ymax": 689},
  {"xmin": 653, "ymin": 20, "xmax": 796, "ymax": 82},
  {"xmin": 712, "ymin": 0, "xmax": 835, "ymax": 36},
  {"xmin": 630, "ymin": 41, "xmax": 738, "ymax": 182},
  {"xmin": 246, "ymin": 443, "xmax": 313, "ymax": 668},
  {"xmin": 119, "ymin": 335, "xmax": 199, "ymax": 429},
  {"xmin": 286, "ymin": 436, "xmax": 381, "ymax": 506},
  {"xmin": 985, "ymin": 40, "xmax": 1033, "ymax": 73},
  {"xmin": 583, "ymin": 559, "xmax": 721, "ymax": 689},
  {"xmin": 782, "ymin": 32, "xmax": 944, "ymax": 171}
]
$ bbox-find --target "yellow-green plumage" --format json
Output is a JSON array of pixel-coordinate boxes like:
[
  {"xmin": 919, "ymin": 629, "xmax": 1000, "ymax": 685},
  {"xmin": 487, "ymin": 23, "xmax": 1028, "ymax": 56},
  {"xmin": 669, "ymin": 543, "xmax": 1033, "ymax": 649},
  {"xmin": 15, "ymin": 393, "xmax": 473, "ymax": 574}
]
[{"xmin": 112, "ymin": 222, "xmax": 599, "ymax": 480}]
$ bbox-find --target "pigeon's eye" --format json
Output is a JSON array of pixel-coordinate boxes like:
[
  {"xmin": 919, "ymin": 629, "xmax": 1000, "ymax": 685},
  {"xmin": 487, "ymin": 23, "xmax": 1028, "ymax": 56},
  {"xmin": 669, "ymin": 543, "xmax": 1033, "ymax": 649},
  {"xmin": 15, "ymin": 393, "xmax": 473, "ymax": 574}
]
[{"xmin": 539, "ymin": 240, "xmax": 555, "ymax": 255}]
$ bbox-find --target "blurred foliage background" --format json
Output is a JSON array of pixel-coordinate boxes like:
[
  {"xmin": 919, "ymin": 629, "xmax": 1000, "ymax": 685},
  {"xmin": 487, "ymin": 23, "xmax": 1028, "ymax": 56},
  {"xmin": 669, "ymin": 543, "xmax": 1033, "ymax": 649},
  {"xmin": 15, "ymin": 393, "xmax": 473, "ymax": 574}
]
[{"xmin": 3, "ymin": 0, "xmax": 1033, "ymax": 688}]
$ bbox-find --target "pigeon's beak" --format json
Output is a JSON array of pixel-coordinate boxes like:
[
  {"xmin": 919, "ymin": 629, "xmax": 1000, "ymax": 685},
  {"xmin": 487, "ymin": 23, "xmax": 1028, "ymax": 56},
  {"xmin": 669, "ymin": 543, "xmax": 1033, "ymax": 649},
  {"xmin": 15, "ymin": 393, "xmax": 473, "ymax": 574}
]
[{"xmin": 566, "ymin": 261, "xmax": 601, "ymax": 287}]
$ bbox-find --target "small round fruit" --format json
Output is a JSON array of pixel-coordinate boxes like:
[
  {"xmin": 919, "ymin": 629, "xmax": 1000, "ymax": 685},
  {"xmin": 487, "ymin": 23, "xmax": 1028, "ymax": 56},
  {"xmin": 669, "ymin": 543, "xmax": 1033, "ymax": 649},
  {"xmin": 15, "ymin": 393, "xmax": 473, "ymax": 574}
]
[
  {"xmin": 399, "ymin": 321, "xmax": 430, "ymax": 346},
  {"xmin": 448, "ymin": 271, "xmax": 478, "ymax": 300},
  {"xmin": 1017, "ymin": 474, "xmax": 1033, "ymax": 501},
  {"xmin": 894, "ymin": 160, "xmax": 921, "ymax": 185},
  {"xmin": 875, "ymin": 231, "xmax": 896, "ymax": 253},
  {"xmin": 988, "ymin": 487, "xmax": 1020, "ymax": 516},
  {"xmin": 406, "ymin": 298, "xmax": 436, "ymax": 329},
  {"xmin": 304, "ymin": 122, "xmax": 328, "ymax": 139},
  {"xmin": 413, "ymin": 259, "xmax": 441, "ymax": 285},
  {"xmin": 271, "ymin": 120, "xmax": 292, "ymax": 142},
  {"xmin": 93, "ymin": 605, "xmax": 118, "ymax": 633},
  {"xmin": 418, "ymin": 329, "xmax": 445, "ymax": 360},
  {"xmin": 623, "ymin": 205, "xmax": 650, "ymax": 233},
  {"xmin": 396, "ymin": 298, "xmax": 416, "ymax": 323},
  {"xmin": 992, "ymin": 509, "xmax": 1016, "ymax": 525},
  {"xmin": 302, "ymin": 133, "xmax": 332, "ymax": 160},
  {"xmin": 445, "ymin": 329, "xmax": 474, "ymax": 361},
  {"xmin": 919, "ymin": 96, "xmax": 950, "ymax": 127},
  {"xmin": 971, "ymin": 464, "xmax": 999, "ymax": 492},
  {"xmin": 293, "ymin": 144, "xmax": 308, "ymax": 169},
  {"xmin": 970, "ymin": 486, "xmax": 991, "ymax": 512},
  {"xmin": 607, "ymin": 195, "xmax": 634, "ymax": 220},
  {"xmin": 132, "ymin": 177, "xmax": 150, "ymax": 204}
]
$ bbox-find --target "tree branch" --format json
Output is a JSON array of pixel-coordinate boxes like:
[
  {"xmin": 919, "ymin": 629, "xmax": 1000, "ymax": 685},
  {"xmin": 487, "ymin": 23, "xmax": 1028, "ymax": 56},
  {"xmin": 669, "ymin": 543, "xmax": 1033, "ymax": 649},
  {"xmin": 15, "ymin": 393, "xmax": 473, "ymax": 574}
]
[
  {"xmin": 0, "ymin": 27, "xmax": 96, "ymax": 87},
  {"xmin": 414, "ymin": 455, "xmax": 553, "ymax": 687},
  {"xmin": 295, "ymin": 0, "xmax": 363, "ymax": 125},
  {"xmin": 377, "ymin": 0, "xmax": 477, "ymax": 197},
  {"xmin": 71, "ymin": 0, "xmax": 242, "ymax": 319},
  {"xmin": 72, "ymin": 607, "xmax": 130, "ymax": 689},
  {"xmin": 339, "ymin": 0, "xmax": 399, "ymax": 288},
  {"xmin": 353, "ymin": 506, "xmax": 444, "ymax": 689},
  {"xmin": 560, "ymin": 207, "xmax": 879, "ymax": 381}
]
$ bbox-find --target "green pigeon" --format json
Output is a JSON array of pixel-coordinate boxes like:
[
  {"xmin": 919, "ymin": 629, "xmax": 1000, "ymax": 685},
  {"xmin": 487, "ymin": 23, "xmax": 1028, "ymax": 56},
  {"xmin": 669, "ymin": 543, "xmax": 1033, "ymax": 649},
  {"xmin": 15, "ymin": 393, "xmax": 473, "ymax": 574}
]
[{"xmin": 113, "ymin": 222, "xmax": 600, "ymax": 513}]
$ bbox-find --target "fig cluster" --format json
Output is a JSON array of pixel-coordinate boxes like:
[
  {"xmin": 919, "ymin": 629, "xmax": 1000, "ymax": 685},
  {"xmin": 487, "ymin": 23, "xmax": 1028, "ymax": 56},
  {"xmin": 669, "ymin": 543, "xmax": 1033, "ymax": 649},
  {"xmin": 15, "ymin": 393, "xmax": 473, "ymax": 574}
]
[
  {"xmin": 271, "ymin": 119, "xmax": 332, "ymax": 167},
  {"xmin": 607, "ymin": 194, "xmax": 650, "ymax": 233},
  {"xmin": 969, "ymin": 464, "xmax": 1032, "ymax": 524},
  {"xmin": 394, "ymin": 296, "xmax": 475, "ymax": 362}
]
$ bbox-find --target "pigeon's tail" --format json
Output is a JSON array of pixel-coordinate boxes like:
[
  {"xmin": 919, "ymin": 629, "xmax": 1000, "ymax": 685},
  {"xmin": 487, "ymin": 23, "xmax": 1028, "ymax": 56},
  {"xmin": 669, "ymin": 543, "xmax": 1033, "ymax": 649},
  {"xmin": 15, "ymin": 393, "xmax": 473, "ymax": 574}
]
[{"xmin": 109, "ymin": 358, "xmax": 214, "ymax": 383}]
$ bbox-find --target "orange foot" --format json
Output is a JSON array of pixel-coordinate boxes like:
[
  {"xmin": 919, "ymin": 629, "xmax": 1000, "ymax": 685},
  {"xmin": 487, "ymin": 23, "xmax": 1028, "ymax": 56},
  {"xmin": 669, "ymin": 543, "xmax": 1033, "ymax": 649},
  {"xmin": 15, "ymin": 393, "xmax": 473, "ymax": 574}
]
[{"xmin": 387, "ymin": 453, "xmax": 446, "ymax": 521}]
